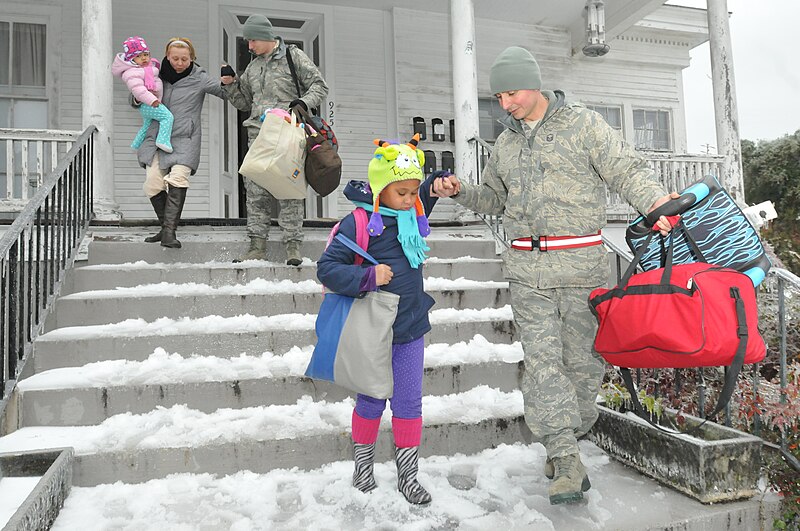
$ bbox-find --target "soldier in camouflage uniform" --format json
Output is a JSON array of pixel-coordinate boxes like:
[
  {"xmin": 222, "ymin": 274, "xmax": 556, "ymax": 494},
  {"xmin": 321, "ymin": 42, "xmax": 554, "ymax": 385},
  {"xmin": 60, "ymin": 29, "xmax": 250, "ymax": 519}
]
[
  {"xmin": 221, "ymin": 14, "xmax": 329, "ymax": 265},
  {"xmin": 433, "ymin": 46, "xmax": 677, "ymax": 505}
]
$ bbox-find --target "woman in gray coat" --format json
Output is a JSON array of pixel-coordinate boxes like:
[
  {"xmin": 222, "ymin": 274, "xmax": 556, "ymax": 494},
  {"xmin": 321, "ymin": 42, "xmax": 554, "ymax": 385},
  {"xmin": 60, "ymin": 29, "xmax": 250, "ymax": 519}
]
[{"xmin": 137, "ymin": 37, "xmax": 226, "ymax": 248}]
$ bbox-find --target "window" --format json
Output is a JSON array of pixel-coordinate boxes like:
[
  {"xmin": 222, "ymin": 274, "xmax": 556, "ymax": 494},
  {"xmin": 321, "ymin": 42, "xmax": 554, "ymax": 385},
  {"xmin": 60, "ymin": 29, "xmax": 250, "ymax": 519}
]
[
  {"xmin": 586, "ymin": 104, "xmax": 622, "ymax": 132},
  {"xmin": 478, "ymin": 97, "xmax": 506, "ymax": 142},
  {"xmin": 633, "ymin": 109, "xmax": 671, "ymax": 151},
  {"xmin": 0, "ymin": 19, "xmax": 48, "ymax": 128}
]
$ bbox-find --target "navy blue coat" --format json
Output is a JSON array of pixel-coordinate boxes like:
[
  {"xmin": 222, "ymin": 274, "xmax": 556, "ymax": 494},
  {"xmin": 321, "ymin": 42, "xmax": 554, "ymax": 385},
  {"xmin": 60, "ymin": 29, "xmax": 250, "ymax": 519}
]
[{"xmin": 317, "ymin": 172, "xmax": 444, "ymax": 344}]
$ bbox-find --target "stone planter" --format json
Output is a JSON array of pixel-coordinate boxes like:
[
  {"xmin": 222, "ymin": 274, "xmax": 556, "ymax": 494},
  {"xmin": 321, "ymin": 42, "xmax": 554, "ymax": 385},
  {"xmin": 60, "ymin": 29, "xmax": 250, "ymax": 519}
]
[
  {"xmin": 1, "ymin": 448, "xmax": 73, "ymax": 530},
  {"xmin": 588, "ymin": 403, "xmax": 762, "ymax": 504}
]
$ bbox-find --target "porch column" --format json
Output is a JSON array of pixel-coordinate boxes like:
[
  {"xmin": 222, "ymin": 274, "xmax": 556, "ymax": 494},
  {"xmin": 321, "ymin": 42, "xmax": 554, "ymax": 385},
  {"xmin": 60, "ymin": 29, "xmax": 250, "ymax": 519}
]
[
  {"xmin": 82, "ymin": 0, "xmax": 120, "ymax": 220},
  {"xmin": 707, "ymin": 0, "xmax": 744, "ymax": 201},
  {"xmin": 450, "ymin": 0, "xmax": 480, "ymax": 184}
]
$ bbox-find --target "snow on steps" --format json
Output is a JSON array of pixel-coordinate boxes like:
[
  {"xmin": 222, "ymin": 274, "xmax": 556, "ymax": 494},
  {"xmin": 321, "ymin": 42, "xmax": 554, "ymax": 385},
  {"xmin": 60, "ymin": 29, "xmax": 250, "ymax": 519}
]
[
  {"xmin": 45, "ymin": 277, "xmax": 510, "ymax": 329},
  {"xmin": 17, "ymin": 336, "xmax": 522, "ymax": 426},
  {"xmin": 65, "ymin": 256, "xmax": 504, "ymax": 292},
  {"xmin": 0, "ymin": 386, "xmax": 527, "ymax": 487},
  {"xmin": 5, "ymin": 226, "xmax": 527, "ymax": 486},
  {"xmin": 31, "ymin": 307, "xmax": 516, "ymax": 372},
  {"xmin": 83, "ymin": 228, "xmax": 498, "ymax": 265}
]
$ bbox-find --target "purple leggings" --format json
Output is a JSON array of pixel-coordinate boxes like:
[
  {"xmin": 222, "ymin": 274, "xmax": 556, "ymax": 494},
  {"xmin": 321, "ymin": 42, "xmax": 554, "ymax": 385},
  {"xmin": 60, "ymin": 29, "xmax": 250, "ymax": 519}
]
[{"xmin": 355, "ymin": 336, "xmax": 424, "ymax": 419}]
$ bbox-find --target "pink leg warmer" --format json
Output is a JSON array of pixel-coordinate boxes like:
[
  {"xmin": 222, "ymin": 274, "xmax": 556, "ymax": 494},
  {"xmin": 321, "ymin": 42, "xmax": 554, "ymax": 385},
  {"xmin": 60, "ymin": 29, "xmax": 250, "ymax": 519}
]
[
  {"xmin": 351, "ymin": 410, "xmax": 381, "ymax": 444},
  {"xmin": 392, "ymin": 417, "xmax": 423, "ymax": 448}
]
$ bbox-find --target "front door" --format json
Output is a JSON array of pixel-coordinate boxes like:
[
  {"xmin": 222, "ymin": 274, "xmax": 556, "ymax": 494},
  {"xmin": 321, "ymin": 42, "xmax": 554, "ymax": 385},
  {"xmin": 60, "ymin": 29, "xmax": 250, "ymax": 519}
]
[{"xmin": 222, "ymin": 14, "xmax": 326, "ymax": 220}]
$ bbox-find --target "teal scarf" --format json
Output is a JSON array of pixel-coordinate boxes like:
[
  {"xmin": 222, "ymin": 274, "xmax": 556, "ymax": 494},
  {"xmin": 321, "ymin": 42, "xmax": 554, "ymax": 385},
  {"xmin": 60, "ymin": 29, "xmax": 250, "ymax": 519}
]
[{"xmin": 353, "ymin": 201, "xmax": 429, "ymax": 269}]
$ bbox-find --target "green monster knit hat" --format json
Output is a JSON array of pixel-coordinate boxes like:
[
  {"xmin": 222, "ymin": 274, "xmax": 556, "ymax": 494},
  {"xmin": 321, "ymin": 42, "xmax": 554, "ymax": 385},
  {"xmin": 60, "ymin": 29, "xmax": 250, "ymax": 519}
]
[
  {"xmin": 365, "ymin": 134, "xmax": 430, "ymax": 238},
  {"xmin": 489, "ymin": 46, "xmax": 542, "ymax": 94},
  {"xmin": 242, "ymin": 14, "xmax": 276, "ymax": 41}
]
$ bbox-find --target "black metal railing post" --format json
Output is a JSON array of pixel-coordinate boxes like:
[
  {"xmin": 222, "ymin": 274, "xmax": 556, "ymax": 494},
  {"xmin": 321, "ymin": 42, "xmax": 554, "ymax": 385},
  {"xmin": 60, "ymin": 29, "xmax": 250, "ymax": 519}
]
[
  {"xmin": 778, "ymin": 275, "xmax": 787, "ymax": 451},
  {"xmin": 0, "ymin": 125, "xmax": 96, "ymax": 397}
]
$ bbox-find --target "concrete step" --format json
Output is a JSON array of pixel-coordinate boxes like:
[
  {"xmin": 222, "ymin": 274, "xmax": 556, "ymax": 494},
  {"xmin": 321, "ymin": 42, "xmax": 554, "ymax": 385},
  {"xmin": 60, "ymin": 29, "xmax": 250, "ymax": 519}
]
[
  {"xmin": 84, "ymin": 227, "xmax": 499, "ymax": 265},
  {"xmin": 17, "ymin": 338, "xmax": 523, "ymax": 426},
  {"xmin": 46, "ymin": 279, "xmax": 510, "ymax": 330},
  {"xmin": 48, "ymin": 441, "xmax": 782, "ymax": 531},
  {"xmin": 0, "ymin": 387, "xmax": 528, "ymax": 486},
  {"xmin": 65, "ymin": 257, "xmax": 504, "ymax": 293},
  {"xmin": 31, "ymin": 307, "xmax": 516, "ymax": 372}
]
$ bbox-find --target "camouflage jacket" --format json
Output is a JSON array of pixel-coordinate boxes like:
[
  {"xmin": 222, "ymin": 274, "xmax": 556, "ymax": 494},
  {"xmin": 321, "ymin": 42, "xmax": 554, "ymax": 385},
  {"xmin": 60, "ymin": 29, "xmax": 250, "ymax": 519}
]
[
  {"xmin": 223, "ymin": 38, "xmax": 329, "ymax": 139},
  {"xmin": 454, "ymin": 90, "xmax": 666, "ymax": 289}
]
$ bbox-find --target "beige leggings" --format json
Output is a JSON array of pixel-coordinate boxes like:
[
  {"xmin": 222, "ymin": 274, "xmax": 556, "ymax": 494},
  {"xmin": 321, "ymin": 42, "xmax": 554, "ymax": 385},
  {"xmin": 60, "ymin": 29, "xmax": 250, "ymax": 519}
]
[{"xmin": 143, "ymin": 152, "xmax": 192, "ymax": 198}]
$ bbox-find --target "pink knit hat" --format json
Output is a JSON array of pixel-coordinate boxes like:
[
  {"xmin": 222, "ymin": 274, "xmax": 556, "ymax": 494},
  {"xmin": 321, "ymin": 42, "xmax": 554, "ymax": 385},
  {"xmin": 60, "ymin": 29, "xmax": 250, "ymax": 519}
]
[{"xmin": 122, "ymin": 36, "xmax": 149, "ymax": 62}]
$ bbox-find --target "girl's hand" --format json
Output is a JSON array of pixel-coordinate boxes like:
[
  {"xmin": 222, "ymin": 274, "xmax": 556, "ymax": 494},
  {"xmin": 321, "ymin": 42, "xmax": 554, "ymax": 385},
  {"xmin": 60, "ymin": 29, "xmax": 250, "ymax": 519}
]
[
  {"xmin": 151, "ymin": 100, "xmax": 160, "ymax": 107},
  {"xmin": 375, "ymin": 264, "xmax": 393, "ymax": 286}
]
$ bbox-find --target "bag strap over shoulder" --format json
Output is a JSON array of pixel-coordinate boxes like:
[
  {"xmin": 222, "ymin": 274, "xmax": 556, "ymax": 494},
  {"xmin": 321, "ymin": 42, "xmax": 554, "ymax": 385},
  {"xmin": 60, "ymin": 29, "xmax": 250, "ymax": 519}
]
[
  {"xmin": 285, "ymin": 45, "xmax": 303, "ymax": 99},
  {"xmin": 335, "ymin": 233, "xmax": 379, "ymax": 266}
]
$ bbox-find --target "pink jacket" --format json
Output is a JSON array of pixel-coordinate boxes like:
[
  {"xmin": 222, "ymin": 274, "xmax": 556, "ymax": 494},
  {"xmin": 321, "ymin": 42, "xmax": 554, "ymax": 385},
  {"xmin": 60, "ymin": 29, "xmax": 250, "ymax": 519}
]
[{"xmin": 111, "ymin": 53, "xmax": 163, "ymax": 106}]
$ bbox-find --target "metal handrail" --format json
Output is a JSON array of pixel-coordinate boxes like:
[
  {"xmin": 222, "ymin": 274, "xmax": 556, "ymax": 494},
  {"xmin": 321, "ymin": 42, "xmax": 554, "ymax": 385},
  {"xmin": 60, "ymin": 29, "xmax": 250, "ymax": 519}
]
[
  {"xmin": 0, "ymin": 125, "xmax": 96, "ymax": 396},
  {"xmin": 467, "ymin": 137, "xmax": 508, "ymax": 250}
]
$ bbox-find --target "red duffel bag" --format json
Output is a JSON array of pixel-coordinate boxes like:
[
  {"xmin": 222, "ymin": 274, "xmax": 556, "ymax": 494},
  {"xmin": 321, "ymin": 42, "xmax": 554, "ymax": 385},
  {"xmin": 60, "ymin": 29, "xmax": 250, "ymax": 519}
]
[
  {"xmin": 589, "ymin": 228, "xmax": 766, "ymax": 419},
  {"xmin": 590, "ymin": 231, "xmax": 765, "ymax": 369}
]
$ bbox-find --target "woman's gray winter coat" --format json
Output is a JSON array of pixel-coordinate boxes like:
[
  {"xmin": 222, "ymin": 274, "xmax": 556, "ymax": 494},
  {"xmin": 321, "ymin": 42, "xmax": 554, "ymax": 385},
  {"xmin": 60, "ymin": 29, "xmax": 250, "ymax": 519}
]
[{"xmin": 138, "ymin": 64, "xmax": 225, "ymax": 174}]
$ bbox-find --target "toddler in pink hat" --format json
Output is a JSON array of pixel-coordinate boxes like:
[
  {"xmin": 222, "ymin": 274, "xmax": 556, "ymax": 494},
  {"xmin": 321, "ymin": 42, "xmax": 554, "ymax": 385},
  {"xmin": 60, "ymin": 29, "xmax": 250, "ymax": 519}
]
[{"xmin": 111, "ymin": 36, "xmax": 174, "ymax": 153}]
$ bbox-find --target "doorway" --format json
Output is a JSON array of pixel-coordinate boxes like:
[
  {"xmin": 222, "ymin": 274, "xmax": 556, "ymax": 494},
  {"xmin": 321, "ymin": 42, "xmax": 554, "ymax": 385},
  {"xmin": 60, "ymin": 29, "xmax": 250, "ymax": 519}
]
[{"xmin": 224, "ymin": 14, "xmax": 326, "ymax": 220}]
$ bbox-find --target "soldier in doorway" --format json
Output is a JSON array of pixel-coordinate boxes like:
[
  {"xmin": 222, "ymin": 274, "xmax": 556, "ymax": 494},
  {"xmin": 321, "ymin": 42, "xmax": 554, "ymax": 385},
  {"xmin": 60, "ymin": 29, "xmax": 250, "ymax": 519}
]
[{"xmin": 221, "ymin": 14, "xmax": 329, "ymax": 265}]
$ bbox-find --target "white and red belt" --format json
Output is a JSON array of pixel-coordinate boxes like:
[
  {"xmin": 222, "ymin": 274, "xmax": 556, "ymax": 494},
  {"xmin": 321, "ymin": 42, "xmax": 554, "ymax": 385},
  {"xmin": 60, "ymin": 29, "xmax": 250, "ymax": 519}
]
[{"xmin": 510, "ymin": 231, "xmax": 602, "ymax": 252}]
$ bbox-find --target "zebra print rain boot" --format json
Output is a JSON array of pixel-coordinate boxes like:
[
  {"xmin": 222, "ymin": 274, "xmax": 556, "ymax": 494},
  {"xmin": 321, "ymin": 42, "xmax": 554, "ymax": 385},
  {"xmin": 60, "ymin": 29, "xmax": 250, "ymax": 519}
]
[
  {"xmin": 394, "ymin": 446, "xmax": 432, "ymax": 505},
  {"xmin": 352, "ymin": 443, "xmax": 378, "ymax": 493}
]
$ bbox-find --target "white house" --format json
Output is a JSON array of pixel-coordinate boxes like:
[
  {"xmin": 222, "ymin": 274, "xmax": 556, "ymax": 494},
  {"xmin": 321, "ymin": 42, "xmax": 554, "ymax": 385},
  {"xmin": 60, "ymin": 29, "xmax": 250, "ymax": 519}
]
[{"xmin": 0, "ymin": 0, "xmax": 740, "ymax": 221}]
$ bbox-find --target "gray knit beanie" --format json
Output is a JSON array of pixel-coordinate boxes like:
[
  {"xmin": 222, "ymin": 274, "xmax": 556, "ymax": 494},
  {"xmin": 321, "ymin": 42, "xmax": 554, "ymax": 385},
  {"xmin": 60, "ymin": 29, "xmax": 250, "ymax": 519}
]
[
  {"xmin": 489, "ymin": 46, "xmax": 542, "ymax": 94},
  {"xmin": 242, "ymin": 14, "xmax": 276, "ymax": 41}
]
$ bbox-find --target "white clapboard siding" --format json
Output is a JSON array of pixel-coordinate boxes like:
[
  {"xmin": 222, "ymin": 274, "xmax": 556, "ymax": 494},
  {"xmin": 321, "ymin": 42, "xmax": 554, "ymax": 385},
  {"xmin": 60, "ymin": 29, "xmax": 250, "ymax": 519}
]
[
  {"xmin": 330, "ymin": 6, "xmax": 392, "ymax": 218},
  {"xmin": 111, "ymin": 0, "xmax": 214, "ymax": 220},
  {"xmin": 58, "ymin": 3, "xmax": 84, "ymax": 132},
  {"xmin": 38, "ymin": 0, "xmax": 697, "ymax": 220}
]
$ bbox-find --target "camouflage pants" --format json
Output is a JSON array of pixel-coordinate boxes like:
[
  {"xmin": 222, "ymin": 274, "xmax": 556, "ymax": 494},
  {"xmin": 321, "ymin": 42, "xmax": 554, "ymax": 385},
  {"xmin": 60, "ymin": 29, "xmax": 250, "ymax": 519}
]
[
  {"xmin": 243, "ymin": 178, "xmax": 304, "ymax": 244},
  {"xmin": 244, "ymin": 135, "xmax": 304, "ymax": 244},
  {"xmin": 511, "ymin": 281, "xmax": 605, "ymax": 459}
]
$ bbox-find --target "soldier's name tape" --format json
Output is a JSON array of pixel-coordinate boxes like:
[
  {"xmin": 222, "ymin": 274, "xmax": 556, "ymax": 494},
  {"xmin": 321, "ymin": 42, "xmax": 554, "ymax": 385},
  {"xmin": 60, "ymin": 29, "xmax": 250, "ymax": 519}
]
[{"xmin": 510, "ymin": 231, "xmax": 602, "ymax": 252}]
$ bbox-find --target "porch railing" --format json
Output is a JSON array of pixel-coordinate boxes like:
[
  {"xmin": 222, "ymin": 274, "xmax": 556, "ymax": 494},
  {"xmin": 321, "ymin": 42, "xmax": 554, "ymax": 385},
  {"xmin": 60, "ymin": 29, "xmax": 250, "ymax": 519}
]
[
  {"xmin": 0, "ymin": 126, "xmax": 96, "ymax": 396},
  {"xmin": 0, "ymin": 128, "xmax": 83, "ymax": 205},
  {"xmin": 468, "ymin": 137, "xmax": 725, "ymax": 231},
  {"xmin": 607, "ymin": 153, "xmax": 724, "ymax": 220}
]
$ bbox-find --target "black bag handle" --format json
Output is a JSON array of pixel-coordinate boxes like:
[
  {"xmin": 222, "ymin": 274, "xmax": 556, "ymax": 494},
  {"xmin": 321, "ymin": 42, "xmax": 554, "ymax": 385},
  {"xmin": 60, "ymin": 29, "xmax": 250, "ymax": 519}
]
[{"xmin": 619, "ymin": 229, "xmax": 677, "ymax": 288}]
